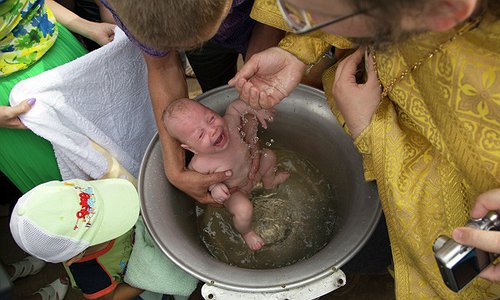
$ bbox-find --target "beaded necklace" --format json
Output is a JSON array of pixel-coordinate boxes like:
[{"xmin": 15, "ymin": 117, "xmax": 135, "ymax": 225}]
[{"xmin": 371, "ymin": 15, "xmax": 484, "ymax": 98}]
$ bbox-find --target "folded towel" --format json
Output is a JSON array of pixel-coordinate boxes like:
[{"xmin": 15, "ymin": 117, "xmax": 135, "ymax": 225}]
[
  {"xmin": 9, "ymin": 27, "xmax": 156, "ymax": 180},
  {"xmin": 125, "ymin": 216, "xmax": 199, "ymax": 297}
]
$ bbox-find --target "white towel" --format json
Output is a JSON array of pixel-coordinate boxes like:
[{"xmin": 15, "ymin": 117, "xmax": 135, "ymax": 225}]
[{"xmin": 9, "ymin": 28, "xmax": 156, "ymax": 180}]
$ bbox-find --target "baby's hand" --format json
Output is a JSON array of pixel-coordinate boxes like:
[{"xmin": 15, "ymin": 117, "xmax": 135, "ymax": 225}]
[
  {"xmin": 255, "ymin": 107, "xmax": 277, "ymax": 129},
  {"xmin": 209, "ymin": 183, "xmax": 230, "ymax": 204}
]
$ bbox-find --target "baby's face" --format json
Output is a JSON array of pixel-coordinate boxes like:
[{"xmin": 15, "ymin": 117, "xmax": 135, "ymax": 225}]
[{"xmin": 173, "ymin": 102, "xmax": 229, "ymax": 154}]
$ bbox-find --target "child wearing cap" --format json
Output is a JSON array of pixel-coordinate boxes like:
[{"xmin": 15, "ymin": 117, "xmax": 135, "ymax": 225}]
[{"xmin": 9, "ymin": 178, "xmax": 143, "ymax": 299}]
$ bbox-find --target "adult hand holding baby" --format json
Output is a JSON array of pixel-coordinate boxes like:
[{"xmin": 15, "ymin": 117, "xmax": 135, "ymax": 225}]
[{"xmin": 166, "ymin": 166, "xmax": 229, "ymax": 208}]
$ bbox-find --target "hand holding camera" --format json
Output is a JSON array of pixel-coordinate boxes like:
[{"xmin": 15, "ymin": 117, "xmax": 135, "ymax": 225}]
[{"xmin": 433, "ymin": 188, "xmax": 500, "ymax": 292}]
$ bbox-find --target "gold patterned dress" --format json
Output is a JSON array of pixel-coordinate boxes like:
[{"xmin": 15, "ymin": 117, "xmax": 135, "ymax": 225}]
[{"xmin": 251, "ymin": 1, "xmax": 500, "ymax": 299}]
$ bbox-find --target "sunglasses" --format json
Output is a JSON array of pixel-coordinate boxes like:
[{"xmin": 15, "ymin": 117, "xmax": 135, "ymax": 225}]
[{"xmin": 276, "ymin": 0, "xmax": 369, "ymax": 34}]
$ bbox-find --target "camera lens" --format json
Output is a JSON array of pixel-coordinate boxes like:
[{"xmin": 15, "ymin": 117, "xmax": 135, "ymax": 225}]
[{"xmin": 433, "ymin": 235, "xmax": 449, "ymax": 252}]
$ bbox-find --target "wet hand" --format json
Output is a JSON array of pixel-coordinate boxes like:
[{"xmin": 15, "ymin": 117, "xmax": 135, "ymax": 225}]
[
  {"xmin": 255, "ymin": 107, "xmax": 277, "ymax": 129},
  {"xmin": 452, "ymin": 188, "xmax": 500, "ymax": 283},
  {"xmin": 228, "ymin": 47, "xmax": 306, "ymax": 110},
  {"xmin": 0, "ymin": 98, "xmax": 35, "ymax": 129},
  {"xmin": 333, "ymin": 48, "xmax": 381, "ymax": 138}
]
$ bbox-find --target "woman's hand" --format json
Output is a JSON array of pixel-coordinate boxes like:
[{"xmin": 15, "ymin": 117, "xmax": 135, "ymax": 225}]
[
  {"xmin": 452, "ymin": 188, "xmax": 500, "ymax": 283},
  {"xmin": 0, "ymin": 98, "xmax": 35, "ymax": 129},
  {"xmin": 333, "ymin": 48, "xmax": 381, "ymax": 138},
  {"xmin": 229, "ymin": 47, "xmax": 306, "ymax": 110}
]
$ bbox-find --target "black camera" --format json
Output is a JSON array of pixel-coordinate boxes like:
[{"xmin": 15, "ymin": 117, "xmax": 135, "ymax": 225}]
[{"xmin": 432, "ymin": 211, "xmax": 500, "ymax": 292}]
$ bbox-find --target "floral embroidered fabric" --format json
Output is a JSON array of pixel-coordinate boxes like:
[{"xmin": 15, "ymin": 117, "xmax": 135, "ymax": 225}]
[
  {"xmin": 252, "ymin": 0, "xmax": 500, "ymax": 298},
  {"xmin": 0, "ymin": 0, "xmax": 58, "ymax": 76}
]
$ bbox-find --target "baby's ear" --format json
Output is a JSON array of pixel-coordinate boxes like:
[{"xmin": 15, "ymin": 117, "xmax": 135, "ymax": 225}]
[{"xmin": 181, "ymin": 143, "xmax": 197, "ymax": 154}]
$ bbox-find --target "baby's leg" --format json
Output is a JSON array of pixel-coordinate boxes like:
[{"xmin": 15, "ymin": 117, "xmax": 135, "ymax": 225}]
[
  {"xmin": 224, "ymin": 191, "xmax": 265, "ymax": 251},
  {"xmin": 258, "ymin": 149, "xmax": 290, "ymax": 189}
]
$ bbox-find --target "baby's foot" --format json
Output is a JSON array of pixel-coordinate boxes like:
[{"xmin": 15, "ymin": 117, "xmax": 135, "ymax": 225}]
[{"xmin": 243, "ymin": 231, "xmax": 265, "ymax": 251}]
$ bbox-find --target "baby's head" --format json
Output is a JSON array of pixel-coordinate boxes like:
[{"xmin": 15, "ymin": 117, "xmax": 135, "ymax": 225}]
[
  {"xmin": 163, "ymin": 98, "xmax": 229, "ymax": 155},
  {"xmin": 9, "ymin": 179, "xmax": 140, "ymax": 263},
  {"xmin": 163, "ymin": 98, "xmax": 202, "ymax": 141}
]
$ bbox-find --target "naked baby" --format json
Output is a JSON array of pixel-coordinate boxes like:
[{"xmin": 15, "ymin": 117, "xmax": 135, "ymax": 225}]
[{"xmin": 163, "ymin": 98, "xmax": 289, "ymax": 250}]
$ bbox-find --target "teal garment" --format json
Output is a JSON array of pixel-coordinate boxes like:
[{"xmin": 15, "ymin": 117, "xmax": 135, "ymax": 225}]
[
  {"xmin": 0, "ymin": 23, "xmax": 87, "ymax": 193},
  {"xmin": 124, "ymin": 217, "xmax": 198, "ymax": 297}
]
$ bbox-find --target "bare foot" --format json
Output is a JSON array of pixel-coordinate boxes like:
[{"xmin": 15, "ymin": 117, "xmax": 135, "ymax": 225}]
[{"xmin": 243, "ymin": 231, "xmax": 265, "ymax": 251}]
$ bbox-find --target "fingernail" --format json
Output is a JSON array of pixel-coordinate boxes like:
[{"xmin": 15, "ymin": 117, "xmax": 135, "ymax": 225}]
[
  {"xmin": 225, "ymin": 170, "xmax": 232, "ymax": 177},
  {"xmin": 27, "ymin": 98, "xmax": 36, "ymax": 105}
]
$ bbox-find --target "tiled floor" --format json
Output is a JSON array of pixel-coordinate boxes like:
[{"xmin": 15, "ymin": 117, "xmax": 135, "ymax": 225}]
[{"xmin": 1, "ymin": 77, "xmax": 395, "ymax": 299}]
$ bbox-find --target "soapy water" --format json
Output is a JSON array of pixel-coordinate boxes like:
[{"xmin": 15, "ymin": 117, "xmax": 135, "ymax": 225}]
[{"xmin": 196, "ymin": 148, "xmax": 337, "ymax": 269}]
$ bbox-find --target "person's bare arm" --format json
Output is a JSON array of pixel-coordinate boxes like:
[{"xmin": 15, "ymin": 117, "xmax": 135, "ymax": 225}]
[
  {"xmin": 143, "ymin": 51, "xmax": 187, "ymax": 183},
  {"xmin": 144, "ymin": 52, "xmax": 229, "ymax": 206},
  {"xmin": 224, "ymin": 99, "xmax": 252, "ymax": 118},
  {"xmin": 46, "ymin": 0, "xmax": 115, "ymax": 45}
]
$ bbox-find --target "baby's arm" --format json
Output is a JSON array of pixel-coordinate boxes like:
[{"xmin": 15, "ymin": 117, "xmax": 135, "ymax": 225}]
[{"xmin": 209, "ymin": 183, "xmax": 230, "ymax": 204}]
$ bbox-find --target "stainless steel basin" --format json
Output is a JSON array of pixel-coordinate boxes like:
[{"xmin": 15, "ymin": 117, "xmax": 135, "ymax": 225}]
[{"xmin": 138, "ymin": 84, "xmax": 381, "ymax": 293}]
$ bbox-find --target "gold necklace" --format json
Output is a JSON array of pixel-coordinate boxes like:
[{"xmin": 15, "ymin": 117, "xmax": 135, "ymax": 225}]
[{"xmin": 371, "ymin": 16, "xmax": 483, "ymax": 98}]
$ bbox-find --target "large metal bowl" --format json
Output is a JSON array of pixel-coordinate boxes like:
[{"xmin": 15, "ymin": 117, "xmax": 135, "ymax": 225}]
[{"xmin": 139, "ymin": 84, "xmax": 381, "ymax": 293}]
